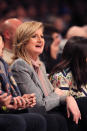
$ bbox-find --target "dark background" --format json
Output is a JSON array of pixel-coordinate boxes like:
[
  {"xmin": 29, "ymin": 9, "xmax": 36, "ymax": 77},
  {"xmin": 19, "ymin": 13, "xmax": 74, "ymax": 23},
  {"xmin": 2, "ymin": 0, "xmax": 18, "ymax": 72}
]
[{"xmin": 0, "ymin": 0, "xmax": 87, "ymax": 35}]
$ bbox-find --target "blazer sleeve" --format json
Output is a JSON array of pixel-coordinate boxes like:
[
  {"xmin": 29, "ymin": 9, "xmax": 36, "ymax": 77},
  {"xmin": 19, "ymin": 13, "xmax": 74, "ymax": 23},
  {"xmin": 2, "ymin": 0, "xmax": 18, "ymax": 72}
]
[{"xmin": 11, "ymin": 60, "xmax": 61, "ymax": 111}]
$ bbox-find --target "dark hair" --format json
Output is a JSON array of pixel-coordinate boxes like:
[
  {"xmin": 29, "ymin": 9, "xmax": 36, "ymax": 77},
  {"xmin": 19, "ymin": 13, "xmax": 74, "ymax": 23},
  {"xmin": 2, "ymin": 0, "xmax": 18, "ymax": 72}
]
[
  {"xmin": 43, "ymin": 23, "xmax": 60, "ymax": 36},
  {"xmin": 40, "ymin": 24, "xmax": 61, "ymax": 73},
  {"xmin": 40, "ymin": 24, "xmax": 59, "ymax": 60},
  {"xmin": 50, "ymin": 36, "xmax": 87, "ymax": 91},
  {"xmin": 40, "ymin": 35, "xmax": 53, "ymax": 72},
  {"xmin": 41, "ymin": 35, "xmax": 53, "ymax": 57}
]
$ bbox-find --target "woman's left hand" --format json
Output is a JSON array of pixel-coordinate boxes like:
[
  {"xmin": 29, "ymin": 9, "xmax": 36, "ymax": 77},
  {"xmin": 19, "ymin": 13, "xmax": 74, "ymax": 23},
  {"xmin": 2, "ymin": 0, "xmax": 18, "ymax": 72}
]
[
  {"xmin": 13, "ymin": 96, "xmax": 26, "ymax": 109},
  {"xmin": 66, "ymin": 96, "xmax": 81, "ymax": 124},
  {"xmin": 23, "ymin": 93, "xmax": 36, "ymax": 108}
]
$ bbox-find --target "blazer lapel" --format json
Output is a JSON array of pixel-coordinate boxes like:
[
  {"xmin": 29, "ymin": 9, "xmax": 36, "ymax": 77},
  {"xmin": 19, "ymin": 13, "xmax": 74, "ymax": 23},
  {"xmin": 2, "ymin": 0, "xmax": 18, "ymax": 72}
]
[{"xmin": 30, "ymin": 65, "xmax": 45, "ymax": 94}]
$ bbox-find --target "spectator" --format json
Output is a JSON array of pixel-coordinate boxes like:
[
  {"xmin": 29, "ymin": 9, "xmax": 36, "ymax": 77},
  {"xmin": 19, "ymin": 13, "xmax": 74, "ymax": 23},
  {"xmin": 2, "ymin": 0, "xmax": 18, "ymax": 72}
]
[
  {"xmin": 27, "ymin": 5, "xmax": 37, "ymax": 20},
  {"xmin": 53, "ymin": 17, "xmax": 65, "ymax": 35},
  {"xmin": 0, "ymin": 18, "xmax": 22, "ymax": 64},
  {"xmin": 0, "ymin": 28, "xmax": 68, "ymax": 131},
  {"xmin": 66, "ymin": 26, "xmax": 87, "ymax": 39},
  {"xmin": 59, "ymin": 26, "xmax": 87, "ymax": 54},
  {"xmin": 50, "ymin": 36, "xmax": 87, "ymax": 131},
  {"xmin": 40, "ymin": 24, "xmax": 61, "ymax": 74},
  {"xmin": 11, "ymin": 21, "xmax": 81, "ymax": 131},
  {"xmin": 16, "ymin": 5, "xmax": 27, "ymax": 20}
]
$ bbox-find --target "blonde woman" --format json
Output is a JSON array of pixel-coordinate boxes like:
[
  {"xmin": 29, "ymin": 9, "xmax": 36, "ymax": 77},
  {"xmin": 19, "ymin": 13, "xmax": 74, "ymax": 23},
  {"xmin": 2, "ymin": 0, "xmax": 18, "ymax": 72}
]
[{"xmin": 11, "ymin": 21, "xmax": 81, "ymax": 131}]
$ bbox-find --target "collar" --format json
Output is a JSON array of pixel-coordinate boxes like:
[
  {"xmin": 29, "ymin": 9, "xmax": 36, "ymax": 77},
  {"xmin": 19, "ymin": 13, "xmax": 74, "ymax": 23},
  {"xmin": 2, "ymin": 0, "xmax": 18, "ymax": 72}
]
[
  {"xmin": 62, "ymin": 67, "xmax": 70, "ymax": 77},
  {"xmin": 30, "ymin": 57, "xmax": 41, "ymax": 68}
]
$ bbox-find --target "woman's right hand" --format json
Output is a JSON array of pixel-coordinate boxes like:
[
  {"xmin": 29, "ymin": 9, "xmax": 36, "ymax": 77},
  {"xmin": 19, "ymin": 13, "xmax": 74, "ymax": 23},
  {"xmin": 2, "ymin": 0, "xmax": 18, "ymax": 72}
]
[
  {"xmin": 12, "ymin": 95, "xmax": 36, "ymax": 109},
  {"xmin": 0, "ymin": 93, "xmax": 18, "ymax": 109},
  {"xmin": 66, "ymin": 96, "xmax": 81, "ymax": 124},
  {"xmin": 0, "ymin": 93, "xmax": 12, "ymax": 107},
  {"xmin": 0, "ymin": 93, "xmax": 35, "ymax": 110}
]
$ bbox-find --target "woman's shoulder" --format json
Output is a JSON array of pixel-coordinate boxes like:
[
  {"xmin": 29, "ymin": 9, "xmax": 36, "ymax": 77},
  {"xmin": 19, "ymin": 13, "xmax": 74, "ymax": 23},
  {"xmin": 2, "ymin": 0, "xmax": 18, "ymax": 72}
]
[
  {"xmin": 12, "ymin": 58, "xmax": 30, "ymax": 66},
  {"xmin": 11, "ymin": 58, "xmax": 31, "ymax": 71},
  {"xmin": 50, "ymin": 67, "xmax": 72, "ymax": 80},
  {"xmin": 50, "ymin": 67, "xmax": 73, "ymax": 88},
  {"xmin": 12, "ymin": 58, "xmax": 27, "ymax": 65},
  {"xmin": 50, "ymin": 71, "xmax": 63, "ymax": 82}
]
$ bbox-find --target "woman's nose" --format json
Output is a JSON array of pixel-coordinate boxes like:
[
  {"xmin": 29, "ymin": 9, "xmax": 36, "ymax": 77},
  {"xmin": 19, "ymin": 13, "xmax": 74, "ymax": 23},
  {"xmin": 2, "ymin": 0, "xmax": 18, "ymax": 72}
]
[{"xmin": 37, "ymin": 36, "xmax": 42, "ymax": 42}]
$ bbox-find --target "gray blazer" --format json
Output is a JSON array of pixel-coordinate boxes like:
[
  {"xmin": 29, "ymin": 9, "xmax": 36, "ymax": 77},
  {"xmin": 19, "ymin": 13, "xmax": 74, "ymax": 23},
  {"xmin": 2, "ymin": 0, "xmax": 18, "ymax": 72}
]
[{"xmin": 11, "ymin": 58, "xmax": 65, "ymax": 111}]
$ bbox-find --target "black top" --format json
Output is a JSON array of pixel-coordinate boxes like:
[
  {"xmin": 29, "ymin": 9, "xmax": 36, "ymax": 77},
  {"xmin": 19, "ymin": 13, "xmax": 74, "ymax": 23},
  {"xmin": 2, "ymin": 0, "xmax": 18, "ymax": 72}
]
[{"xmin": 40, "ymin": 53, "xmax": 62, "ymax": 74}]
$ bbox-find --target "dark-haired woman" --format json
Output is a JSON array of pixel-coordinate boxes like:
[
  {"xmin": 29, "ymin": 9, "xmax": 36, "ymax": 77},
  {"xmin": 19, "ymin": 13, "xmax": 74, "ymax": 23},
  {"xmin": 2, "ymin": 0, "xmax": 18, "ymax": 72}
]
[
  {"xmin": 40, "ymin": 24, "xmax": 61, "ymax": 74},
  {"xmin": 50, "ymin": 36, "xmax": 87, "ymax": 131},
  {"xmin": 11, "ymin": 21, "xmax": 83, "ymax": 131},
  {"xmin": 40, "ymin": 35, "xmax": 61, "ymax": 74}
]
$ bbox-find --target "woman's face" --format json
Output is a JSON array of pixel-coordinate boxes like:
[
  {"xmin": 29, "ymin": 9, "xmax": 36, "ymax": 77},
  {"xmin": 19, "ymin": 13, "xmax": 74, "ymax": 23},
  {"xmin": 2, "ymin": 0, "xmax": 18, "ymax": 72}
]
[
  {"xmin": 52, "ymin": 32, "xmax": 61, "ymax": 45},
  {"xmin": 0, "ymin": 36, "xmax": 4, "ymax": 57},
  {"xmin": 26, "ymin": 28, "xmax": 45, "ymax": 60},
  {"xmin": 50, "ymin": 39, "xmax": 59, "ymax": 60}
]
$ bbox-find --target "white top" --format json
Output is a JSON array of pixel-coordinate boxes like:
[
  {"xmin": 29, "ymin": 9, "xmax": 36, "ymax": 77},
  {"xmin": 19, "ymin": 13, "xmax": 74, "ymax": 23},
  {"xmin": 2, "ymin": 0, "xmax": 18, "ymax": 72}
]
[{"xmin": 3, "ymin": 48, "xmax": 14, "ymax": 64}]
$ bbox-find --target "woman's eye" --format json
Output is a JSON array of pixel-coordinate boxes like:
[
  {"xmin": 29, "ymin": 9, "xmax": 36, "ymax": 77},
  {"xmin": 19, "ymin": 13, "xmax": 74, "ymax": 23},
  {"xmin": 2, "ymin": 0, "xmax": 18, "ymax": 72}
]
[
  {"xmin": 32, "ymin": 35, "xmax": 44, "ymax": 39},
  {"xmin": 32, "ymin": 35, "xmax": 37, "ymax": 38},
  {"xmin": 41, "ymin": 35, "xmax": 44, "ymax": 38}
]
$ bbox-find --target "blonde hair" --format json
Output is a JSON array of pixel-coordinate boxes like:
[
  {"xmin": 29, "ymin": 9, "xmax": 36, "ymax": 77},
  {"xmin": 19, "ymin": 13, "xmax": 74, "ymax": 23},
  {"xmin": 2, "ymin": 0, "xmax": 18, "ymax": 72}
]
[{"xmin": 13, "ymin": 21, "xmax": 44, "ymax": 64}]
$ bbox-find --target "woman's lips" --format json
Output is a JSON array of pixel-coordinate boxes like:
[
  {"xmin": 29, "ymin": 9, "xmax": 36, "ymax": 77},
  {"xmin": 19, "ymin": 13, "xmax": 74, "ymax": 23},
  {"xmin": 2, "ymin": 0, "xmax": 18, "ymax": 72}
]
[{"xmin": 35, "ymin": 45, "xmax": 42, "ymax": 48}]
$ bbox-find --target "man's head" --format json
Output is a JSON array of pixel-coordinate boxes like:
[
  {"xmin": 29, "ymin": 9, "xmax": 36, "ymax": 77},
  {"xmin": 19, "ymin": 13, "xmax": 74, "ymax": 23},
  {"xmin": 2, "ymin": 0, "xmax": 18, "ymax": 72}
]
[
  {"xmin": 0, "ymin": 18, "xmax": 22, "ymax": 49},
  {"xmin": 66, "ymin": 26, "xmax": 87, "ymax": 39}
]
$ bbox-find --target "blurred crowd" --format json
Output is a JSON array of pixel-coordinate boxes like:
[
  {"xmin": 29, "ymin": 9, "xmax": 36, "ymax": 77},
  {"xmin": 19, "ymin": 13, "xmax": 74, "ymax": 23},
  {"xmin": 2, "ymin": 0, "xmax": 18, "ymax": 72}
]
[
  {"xmin": 0, "ymin": 0, "xmax": 87, "ymax": 38},
  {"xmin": 0, "ymin": 0, "xmax": 87, "ymax": 131}
]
